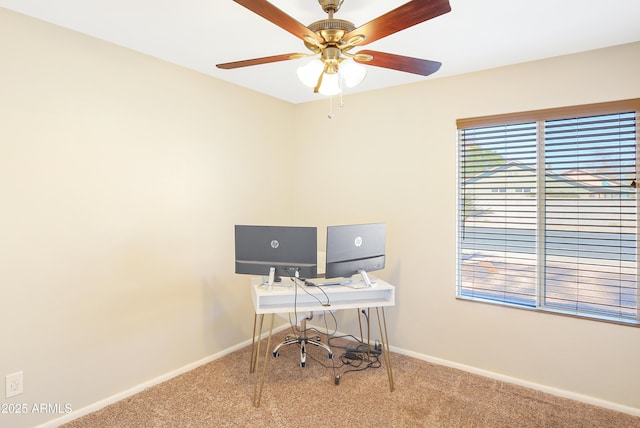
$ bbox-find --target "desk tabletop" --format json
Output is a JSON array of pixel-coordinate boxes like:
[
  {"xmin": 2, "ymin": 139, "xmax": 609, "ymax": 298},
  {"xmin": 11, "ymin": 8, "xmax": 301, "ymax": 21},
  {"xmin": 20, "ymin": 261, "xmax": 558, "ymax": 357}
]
[{"xmin": 250, "ymin": 276, "xmax": 395, "ymax": 314}]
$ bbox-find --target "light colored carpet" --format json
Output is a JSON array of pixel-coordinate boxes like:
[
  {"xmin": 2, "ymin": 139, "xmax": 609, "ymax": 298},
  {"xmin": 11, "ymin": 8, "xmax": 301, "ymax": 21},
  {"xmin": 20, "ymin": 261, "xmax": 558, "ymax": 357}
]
[{"xmin": 63, "ymin": 331, "xmax": 640, "ymax": 427}]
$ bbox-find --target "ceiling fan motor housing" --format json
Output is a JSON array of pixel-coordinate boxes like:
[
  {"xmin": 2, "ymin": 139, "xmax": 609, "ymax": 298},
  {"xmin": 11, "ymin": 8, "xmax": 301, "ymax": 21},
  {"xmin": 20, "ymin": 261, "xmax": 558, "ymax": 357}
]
[{"xmin": 307, "ymin": 19, "xmax": 355, "ymax": 46}]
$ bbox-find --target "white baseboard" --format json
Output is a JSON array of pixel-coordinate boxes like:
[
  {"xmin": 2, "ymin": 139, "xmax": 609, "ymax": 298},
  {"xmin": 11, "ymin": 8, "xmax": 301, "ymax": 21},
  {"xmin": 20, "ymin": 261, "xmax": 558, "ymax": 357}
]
[
  {"xmin": 309, "ymin": 323, "xmax": 640, "ymax": 417},
  {"xmin": 36, "ymin": 324, "xmax": 290, "ymax": 428},
  {"xmin": 389, "ymin": 345, "xmax": 640, "ymax": 417},
  {"xmin": 38, "ymin": 324, "xmax": 639, "ymax": 427}
]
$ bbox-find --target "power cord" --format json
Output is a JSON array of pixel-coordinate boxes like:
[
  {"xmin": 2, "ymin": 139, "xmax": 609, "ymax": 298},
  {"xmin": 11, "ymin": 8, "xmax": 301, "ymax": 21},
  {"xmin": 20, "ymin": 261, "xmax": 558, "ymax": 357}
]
[{"xmin": 277, "ymin": 276, "xmax": 382, "ymax": 383}]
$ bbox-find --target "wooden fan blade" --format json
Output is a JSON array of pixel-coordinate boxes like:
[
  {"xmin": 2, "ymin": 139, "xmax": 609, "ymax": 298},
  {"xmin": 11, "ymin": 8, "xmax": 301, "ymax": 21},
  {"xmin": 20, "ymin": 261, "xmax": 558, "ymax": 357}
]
[
  {"xmin": 354, "ymin": 50, "xmax": 441, "ymax": 76},
  {"xmin": 233, "ymin": 0, "xmax": 323, "ymax": 44},
  {"xmin": 216, "ymin": 53, "xmax": 298, "ymax": 69},
  {"xmin": 345, "ymin": 0, "xmax": 451, "ymax": 46}
]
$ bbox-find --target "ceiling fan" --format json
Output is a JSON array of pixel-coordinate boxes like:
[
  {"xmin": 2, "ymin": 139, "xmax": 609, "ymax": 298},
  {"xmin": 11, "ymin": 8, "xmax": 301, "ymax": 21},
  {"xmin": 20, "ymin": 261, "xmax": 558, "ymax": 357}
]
[{"xmin": 216, "ymin": 0, "xmax": 452, "ymax": 95}]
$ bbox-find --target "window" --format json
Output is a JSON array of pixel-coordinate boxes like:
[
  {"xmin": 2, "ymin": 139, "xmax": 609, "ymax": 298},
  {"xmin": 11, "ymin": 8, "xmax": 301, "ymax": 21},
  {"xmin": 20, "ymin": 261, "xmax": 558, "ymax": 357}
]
[{"xmin": 457, "ymin": 100, "xmax": 640, "ymax": 325}]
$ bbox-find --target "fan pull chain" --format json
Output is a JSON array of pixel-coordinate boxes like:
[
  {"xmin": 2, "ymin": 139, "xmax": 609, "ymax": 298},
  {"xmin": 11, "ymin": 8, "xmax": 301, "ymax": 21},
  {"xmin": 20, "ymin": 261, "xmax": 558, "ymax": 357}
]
[{"xmin": 327, "ymin": 78, "xmax": 346, "ymax": 119}]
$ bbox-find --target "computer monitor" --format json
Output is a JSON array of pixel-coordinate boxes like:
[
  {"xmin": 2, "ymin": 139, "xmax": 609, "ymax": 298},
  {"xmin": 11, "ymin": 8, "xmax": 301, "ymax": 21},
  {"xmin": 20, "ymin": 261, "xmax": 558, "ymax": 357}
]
[
  {"xmin": 324, "ymin": 223, "xmax": 386, "ymax": 287},
  {"xmin": 234, "ymin": 225, "xmax": 317, "ymax": 287}
]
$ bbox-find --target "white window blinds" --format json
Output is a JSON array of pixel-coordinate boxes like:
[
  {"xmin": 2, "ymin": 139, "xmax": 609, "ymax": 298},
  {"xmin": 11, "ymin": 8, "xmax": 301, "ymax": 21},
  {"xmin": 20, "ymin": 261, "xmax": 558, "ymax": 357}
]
[
  {"xmin": 459, "ymin": 122, "xmax": 538, "ymax": 307},
  {"xmin": 457, "ymin": 100, "xmax": 639, "ymax": 324},
  {"xmin": 543, "ymin": 113, "xmax": 637, "ymax": 319}
]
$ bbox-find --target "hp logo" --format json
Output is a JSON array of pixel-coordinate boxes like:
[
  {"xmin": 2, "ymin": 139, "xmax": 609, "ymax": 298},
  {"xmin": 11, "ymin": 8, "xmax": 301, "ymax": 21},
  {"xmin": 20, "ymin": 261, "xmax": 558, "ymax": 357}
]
[
  {"xmin": 270, "ymin": 240, "xmax": 280, "ymax": 249},
  {"xmin": 354, "ymin": 236, "xmax": 363, "ymax": 247}
]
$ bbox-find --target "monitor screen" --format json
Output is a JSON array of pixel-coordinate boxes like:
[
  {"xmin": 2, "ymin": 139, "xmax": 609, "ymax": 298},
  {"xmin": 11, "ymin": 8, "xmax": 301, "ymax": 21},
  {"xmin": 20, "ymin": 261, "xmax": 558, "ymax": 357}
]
[
  {"xmin": 325, "ymin": 223, "xmax": 386, "ymax": 286},
  {"xmin": 234, "ymin": 225, "xmax": 317, "ymax": 283}
]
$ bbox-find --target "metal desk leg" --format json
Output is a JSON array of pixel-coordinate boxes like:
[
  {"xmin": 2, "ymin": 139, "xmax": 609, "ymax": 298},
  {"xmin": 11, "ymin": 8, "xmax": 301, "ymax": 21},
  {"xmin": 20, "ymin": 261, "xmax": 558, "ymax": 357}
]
[
  {"xmin": 253, "ymin": 313, "xmax": 274, "ymax": 408},
  {"xmin": 250, "ymin": 313, "xmax": 264, "ymax": 374},
  {"xmin": 356, "ymin": 308, "xmax": 365, "ymax": 352},
  {"xmin": 376, "ymin": 307, "xmax": 394, "ymax": 392}
]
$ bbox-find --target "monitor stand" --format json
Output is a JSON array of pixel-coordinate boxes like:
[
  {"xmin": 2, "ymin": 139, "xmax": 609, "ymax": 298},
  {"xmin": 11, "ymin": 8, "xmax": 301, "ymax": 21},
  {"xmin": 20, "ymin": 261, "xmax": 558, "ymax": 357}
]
[
  {"xmin": 358, "ymin": 269, "xmax": 376, "ymax": 288},
  {"xmin": 261, "ymin": 267, "xmax": 296, "ymax": 291}
]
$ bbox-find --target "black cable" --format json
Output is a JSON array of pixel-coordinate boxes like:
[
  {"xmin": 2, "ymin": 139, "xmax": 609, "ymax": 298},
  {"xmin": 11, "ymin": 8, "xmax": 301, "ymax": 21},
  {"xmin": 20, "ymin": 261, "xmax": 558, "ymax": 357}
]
[
  {"xmin": 282, "ymin": 273, "xmax": 338, "ymax": 351},
  {"xmin": 325, "ymin": 332, "xmax": 383, "ymax": 380},
  {"xmin": 339, "ymin": 353, "xmax": 381, "ymax": 377},
  {"xmin": 288, "ymin": 274, "xmax": 303, "ymax": 335},
  {"xmin": 292, "ymin": 277, "xmax": 337, "ymax": 336},
  {"xmin": 327, "ymin": 334, "xmax": 364, "ymax": 350},
  {"xmin": 321, "ymin": 305, "xmax": 339, "ymax": 381},
  {"xmin": 276, "ymin": 275, "xmax": 382, "ymax": 380},
  {"xmin": 298, "ymin": 279, "xmax": 331, "ymax": 306},
  {"xmin": 283, "ymin": 275, "xmax": 342, "ymax": 375}
]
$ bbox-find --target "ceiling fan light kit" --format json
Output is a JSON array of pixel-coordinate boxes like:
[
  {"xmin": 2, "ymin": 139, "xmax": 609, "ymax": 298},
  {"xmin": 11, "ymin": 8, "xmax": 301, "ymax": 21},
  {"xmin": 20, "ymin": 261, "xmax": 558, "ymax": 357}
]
[
  {"xmin": 297, "ymin": 59, "xmax": 325, "ymax": 88},
  {"xmin": 339, "ymin": 60, "xmax": 367, "ymax": 88},
  {"xmin": 217, "ymin": 0, "xmax": 452, "ymax": 97}
]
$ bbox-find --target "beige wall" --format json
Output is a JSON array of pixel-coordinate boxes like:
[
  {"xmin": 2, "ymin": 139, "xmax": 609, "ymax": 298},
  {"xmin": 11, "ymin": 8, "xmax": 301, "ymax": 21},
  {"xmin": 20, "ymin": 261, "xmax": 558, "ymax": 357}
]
[
  {"xmin": 0, "ymin": 8, "xmax": 295, "ymax": 428},
  {"xmin": 1, "ymin": 7, "xmax": 639, "ymax": 427},
  {"xmin": 292, "ymin": 41, "xmax": 640, "ymax": 413}
]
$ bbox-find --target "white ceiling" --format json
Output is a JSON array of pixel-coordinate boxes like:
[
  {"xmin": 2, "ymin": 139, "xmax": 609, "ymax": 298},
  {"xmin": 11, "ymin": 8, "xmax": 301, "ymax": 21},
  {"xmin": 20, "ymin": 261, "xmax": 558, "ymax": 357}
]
[{"xmin": 1, "ymin": 0, "xmax": 639, "ymax": 104}]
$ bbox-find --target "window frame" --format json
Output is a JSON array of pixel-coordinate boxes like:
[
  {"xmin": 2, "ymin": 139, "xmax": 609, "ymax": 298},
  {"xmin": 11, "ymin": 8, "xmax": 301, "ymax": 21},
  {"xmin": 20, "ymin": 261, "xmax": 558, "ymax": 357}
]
[{"xmin": 456, "ymin": 99, "xmax": 640, "ymax": 326}]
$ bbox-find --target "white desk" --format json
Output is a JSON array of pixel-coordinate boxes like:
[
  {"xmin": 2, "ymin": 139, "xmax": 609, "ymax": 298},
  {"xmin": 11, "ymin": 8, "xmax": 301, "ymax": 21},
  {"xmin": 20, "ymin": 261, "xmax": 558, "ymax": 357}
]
[{"xmin": 249, "ymin": 276, "xmax": 396, "ymax": 407}]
